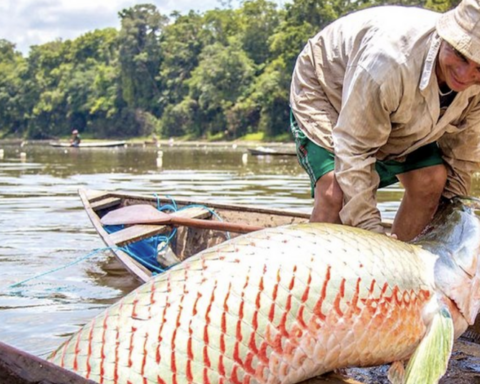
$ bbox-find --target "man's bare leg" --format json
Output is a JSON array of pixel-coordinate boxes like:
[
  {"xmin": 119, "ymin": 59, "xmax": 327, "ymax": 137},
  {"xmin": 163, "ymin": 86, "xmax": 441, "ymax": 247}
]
[
  {"xmin": 393, "ymin": 164, "xmax": 447, "ymax": 241},
  {"xmin": 311, "ymin": 171, "xmax": 343, "ymax": 224}
]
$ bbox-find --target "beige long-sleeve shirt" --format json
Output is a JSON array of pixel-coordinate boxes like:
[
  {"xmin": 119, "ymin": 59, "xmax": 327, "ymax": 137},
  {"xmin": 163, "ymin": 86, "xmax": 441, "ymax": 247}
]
[{"xmin": 290, "ymin": 5, "xmax": 480, "ymax": 233}]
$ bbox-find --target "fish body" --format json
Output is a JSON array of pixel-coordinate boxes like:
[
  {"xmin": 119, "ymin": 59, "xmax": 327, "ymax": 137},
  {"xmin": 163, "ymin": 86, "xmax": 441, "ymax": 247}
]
[{"xmin": 49, "ymin": 197, "xmax": 480, "ymax": 384}]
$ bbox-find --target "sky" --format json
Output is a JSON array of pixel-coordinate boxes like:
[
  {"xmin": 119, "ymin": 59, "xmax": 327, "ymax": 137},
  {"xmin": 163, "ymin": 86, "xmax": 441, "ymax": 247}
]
[{"xmin": 0, "ymin": 0, "xmax": 286, "ymax": 56}]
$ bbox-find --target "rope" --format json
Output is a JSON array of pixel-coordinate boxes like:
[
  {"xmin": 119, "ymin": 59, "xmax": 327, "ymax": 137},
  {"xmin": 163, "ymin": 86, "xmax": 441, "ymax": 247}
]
[
  {"xmin": 5, "ymin": 247, "xmax": 112, "ymax": 289},
  {"xmin": 152, "ymin": 193, "xmax": 178, "ymax": 255},
  {"xmin": 154, "ymin": 193, "xmax": 178, "ymax": 212},
  {"xmin": 5, "ymin": 195, "xmax": 229, "ymax": 291},
  {"xmin": 4, "ymin": 242, "xmax": 169, "ymax": 293}
]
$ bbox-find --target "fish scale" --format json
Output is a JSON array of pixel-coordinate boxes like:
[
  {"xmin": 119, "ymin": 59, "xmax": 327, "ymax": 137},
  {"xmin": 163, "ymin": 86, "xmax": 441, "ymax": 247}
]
[{"xmin": 50, "ymin": 223, "xmax": 441, "ymax": 383}]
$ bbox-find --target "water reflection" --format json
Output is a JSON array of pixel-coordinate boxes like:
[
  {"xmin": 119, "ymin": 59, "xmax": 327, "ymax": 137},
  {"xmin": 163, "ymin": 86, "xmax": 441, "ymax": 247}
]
[{"xmin": 0, "ymin": 142, "xmax": 416, "ymax": 357}]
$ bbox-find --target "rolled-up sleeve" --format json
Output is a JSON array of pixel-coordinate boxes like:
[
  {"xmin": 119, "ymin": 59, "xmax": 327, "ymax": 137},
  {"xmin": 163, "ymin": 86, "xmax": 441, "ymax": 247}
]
[
  {"xmin": 439, "ymin": 97, "xmax": 480, "ymax": 197},
  {"xmin": 333, "ymin": 65, "xmax": 400, "ymax": 233}
]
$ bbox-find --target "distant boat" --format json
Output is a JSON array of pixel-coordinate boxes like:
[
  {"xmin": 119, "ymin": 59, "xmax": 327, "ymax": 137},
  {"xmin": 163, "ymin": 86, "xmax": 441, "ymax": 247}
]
[
  {"xmin": 49, "ymin": 141, "xmax": 126, "ymax": 148},
  {"xmin": 144, "ymin": 140, "xmax": 160, "ymax": 146},
  {"xmin": 247, "ymin": 146, "xmax": 296, "ymax": 156}
]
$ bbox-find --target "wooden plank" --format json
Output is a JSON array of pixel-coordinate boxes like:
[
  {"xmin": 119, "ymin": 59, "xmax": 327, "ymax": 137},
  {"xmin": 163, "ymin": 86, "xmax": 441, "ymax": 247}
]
[
  {"xmin": 109, "ymin": 224, "xmax": 171, "ymax": 246},
  {"xmin": 83, "ymin": 189, "xmax": 111, "ymax": 202},
  {"xmin": 172, "ymin": 207, "xmax": 212, "ymax": 220},
  {"xmin": 90, "ymin": 196, "xmax": 122, "ymax": 212},
  {"xmin": 0, "ymin": 341, "xmax": 96, "ymax": 384}
]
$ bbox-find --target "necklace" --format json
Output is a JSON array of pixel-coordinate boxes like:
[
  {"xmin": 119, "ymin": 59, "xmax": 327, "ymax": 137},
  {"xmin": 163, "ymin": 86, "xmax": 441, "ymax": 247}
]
[{"xmin": 439, "ymin": 86, "xmax": 453, "ymax": 96}]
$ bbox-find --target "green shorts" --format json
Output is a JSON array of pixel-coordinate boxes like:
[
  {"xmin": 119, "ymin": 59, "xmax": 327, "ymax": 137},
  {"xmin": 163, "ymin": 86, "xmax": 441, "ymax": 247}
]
[{"xmin": 290, "ymin": 112, "xmax": 445, "ymax": 196}]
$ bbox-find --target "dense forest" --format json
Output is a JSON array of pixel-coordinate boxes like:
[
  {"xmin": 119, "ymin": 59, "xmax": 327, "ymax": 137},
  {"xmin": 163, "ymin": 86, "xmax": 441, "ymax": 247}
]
[{"xmin": 0, "ymin": 0, "xmax": 460, "ymax": 141}]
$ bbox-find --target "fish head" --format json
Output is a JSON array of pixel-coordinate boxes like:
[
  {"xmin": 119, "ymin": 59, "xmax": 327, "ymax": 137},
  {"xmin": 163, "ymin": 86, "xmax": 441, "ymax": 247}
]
[{"xmin": 430, "ymin": 197, "xmax": 480, "ymax": 325}]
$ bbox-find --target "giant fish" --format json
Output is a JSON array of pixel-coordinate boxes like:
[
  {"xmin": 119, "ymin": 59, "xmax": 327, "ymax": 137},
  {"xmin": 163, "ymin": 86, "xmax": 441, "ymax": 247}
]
[{"xmin": 49, "ymin": 197, "xmax": 480, "ymax": 384}]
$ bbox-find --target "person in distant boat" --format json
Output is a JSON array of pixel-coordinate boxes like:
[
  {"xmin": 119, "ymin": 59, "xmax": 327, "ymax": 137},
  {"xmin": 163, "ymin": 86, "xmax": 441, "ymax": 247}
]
[
  {"xmin": 290, "ymin": 0, "xmax": 480, "ymax": 241},
  {"xmin": 70, "ymin": 129, "xmax": 81, "ymax": 147}
]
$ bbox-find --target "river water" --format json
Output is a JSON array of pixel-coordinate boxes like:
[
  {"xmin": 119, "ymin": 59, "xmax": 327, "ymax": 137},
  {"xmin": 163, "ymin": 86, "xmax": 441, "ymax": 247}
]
[{"xmin": 0, "ymin": 141, "xmax": 467, "ymax": 360}]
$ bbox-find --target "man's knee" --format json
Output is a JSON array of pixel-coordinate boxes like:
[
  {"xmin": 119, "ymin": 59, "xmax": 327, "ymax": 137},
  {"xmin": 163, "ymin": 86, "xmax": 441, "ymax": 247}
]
[
  {"xmin": 311, "ymin": 174, "xmax": 343, "ymax": 223},
  {"xmin": 418, "ymin": 165, "xmax": 447, "ymax": 196},
  {"xmin": 314, "ymin": 172, "xmax": 343, "ymax": 209},
  {"xmin": 400, "ymin": 164, "xmax": 447, "ymax": 199}
]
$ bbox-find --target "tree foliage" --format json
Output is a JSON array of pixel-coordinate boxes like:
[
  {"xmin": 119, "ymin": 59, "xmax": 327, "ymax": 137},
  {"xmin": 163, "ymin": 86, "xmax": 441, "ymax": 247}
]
[{"xmin": 0, "ymin": 0, "xmax": 457, "ymax": 140}]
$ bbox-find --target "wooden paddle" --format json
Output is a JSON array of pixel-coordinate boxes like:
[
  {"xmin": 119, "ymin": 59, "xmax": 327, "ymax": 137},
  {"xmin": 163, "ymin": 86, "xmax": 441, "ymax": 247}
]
[{"xmin": 100, "ymin": 204, "xmax": 264, "ymax": 234}]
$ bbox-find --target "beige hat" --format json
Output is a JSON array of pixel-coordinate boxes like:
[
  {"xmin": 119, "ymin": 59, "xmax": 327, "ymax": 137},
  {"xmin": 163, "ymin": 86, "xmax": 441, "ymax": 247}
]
[{"xmin": 437, "ymin": 0, "xmax": 480, "ymax": 64}]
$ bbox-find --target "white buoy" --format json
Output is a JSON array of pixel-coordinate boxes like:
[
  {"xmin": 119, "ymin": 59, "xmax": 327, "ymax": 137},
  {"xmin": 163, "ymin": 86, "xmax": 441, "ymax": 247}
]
[
  {"xmin": 0, "ymin": 149, "xmax": 4, "ymax": 159},
  {"xmin": 232, "ymin": 144, "xmax": 238, "ymax": 149},
  {"xmin": 156, "ymin": 151, "xmax": 163, "ymax": 167},
  {"xmin": 242, "ymin": 153, "xmax": 248, "ymax": 165},
  {"xmin": 20, "ymin": 152, "xmax": 27, "ymax": 161}
]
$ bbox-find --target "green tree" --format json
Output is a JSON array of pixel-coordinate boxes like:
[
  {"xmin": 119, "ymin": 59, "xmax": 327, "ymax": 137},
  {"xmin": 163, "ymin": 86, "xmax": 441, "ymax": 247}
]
[
  {"xmin": 158, "ymin": 11, "xmax": 205, "ymax": 109},
  {"xmin": 118, "ymin": 4, "xmax": 168, "ymax": 115},
  {"xmin": 160, "ymin": 98, "xmax": 200, "ymax": 137},
  {"xmin": 236, "ymin": 0, "xmax": 280, "ymax": 65},
  {"xmin": 185, "ymin": 41, "xmax": 256, "ymax": 138},
  {"xmin": 24, "ymin": 41, "xmax": 71, "ymax": 138},
  {"xmin": 65, "ymin": 29, "xmax": 120, "ymax": 137},
  {"xmin": 68, "ymin": 28, "xmax": 118, "ymax": 64},
  {"xmin": 0, "ymin": 40, "xmax": 28, "ymax": 137},
  {"xmin": 202, "ymin": 8, "xmax": 240, "ymax": 46}
]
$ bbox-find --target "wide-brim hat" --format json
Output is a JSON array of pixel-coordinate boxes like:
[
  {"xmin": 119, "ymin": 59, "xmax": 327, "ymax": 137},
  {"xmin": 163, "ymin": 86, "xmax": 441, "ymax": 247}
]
[
  {"xmin": 72, "ymin": 130, "xmax": 78, "ymax": 134},
  {"xmin": 437, "ymin": 0, "xmax": 480, "ymax": 64}
]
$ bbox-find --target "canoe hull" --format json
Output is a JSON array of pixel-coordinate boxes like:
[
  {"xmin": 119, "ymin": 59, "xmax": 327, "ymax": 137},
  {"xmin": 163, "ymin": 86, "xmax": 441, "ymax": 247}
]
[
  {"xmin": 248, "ymin": 147, "xmax": 296, "ymax": 156},
  {"xmin": 79, "ymin": 188, "xmax": 311, "ymax": 283},
  {"xmin": 50, "ymin": 141, "xmax": 126, "ymax": 148},
  {"xmin": 0, "ymin": 341, "xmax": 95, "ymax": 384}
]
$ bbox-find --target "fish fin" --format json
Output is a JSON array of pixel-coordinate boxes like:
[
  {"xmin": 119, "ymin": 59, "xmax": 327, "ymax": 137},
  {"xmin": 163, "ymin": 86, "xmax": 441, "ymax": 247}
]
[
  {"xmin": 404, "ymin": 307, "xmax": 454, "ymax": 384},
  {"xmin": 387, "ymin": 361, "xmax": 405, "ymax": 384}
]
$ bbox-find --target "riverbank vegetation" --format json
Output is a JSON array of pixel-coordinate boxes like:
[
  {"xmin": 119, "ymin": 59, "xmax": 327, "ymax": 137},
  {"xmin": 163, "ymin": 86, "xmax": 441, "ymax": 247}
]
[{"xmin": 0, "ymin": 0, "xmax": 458, "ymax": 141}]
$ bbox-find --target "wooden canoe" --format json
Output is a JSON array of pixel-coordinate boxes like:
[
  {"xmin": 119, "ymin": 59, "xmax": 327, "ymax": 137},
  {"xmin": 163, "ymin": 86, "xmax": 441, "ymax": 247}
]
[
  {"xmin": 247, "ymin": 146, "xmax": 297, "ymax": 156},
  {"xmin": 49, "ymin": 141, "xmax": 126, "ymax": 148},
  {"xmin": 79, "ymin": 188, "xmax": 312, "ymax": 283}
]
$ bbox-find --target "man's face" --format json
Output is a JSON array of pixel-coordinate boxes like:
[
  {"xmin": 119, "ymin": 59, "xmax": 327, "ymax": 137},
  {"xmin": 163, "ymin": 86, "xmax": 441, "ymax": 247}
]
[{"xmin": 436, "ymin": 41, "xmax": 480, "ymax": 92}]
